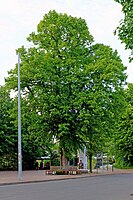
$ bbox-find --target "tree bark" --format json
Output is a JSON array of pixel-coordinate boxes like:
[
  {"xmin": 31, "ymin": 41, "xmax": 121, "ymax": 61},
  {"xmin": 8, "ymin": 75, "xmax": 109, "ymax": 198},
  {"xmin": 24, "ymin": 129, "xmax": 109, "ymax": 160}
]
[
  {"xmin": 61, "ymin": 148, "xmax": 67, "ymax": 168},
  {"xmin": 89, "ymin": 153, "xmax": 93, "ymax": 173}
]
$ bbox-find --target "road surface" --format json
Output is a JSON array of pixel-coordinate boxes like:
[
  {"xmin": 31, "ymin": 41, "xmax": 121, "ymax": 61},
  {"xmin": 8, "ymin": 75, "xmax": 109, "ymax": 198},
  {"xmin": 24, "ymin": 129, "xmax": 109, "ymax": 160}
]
[{"xmin": 0, "ymin": 174, "xmax": 133, "ymax": 200}]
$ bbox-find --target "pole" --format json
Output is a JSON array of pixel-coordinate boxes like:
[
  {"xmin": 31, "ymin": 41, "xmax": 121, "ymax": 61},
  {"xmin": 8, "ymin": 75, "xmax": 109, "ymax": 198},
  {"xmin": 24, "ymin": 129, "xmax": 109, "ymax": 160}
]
[{"xmin": 18, "ymin": 52, "xmax": 22, "ymax": 180}]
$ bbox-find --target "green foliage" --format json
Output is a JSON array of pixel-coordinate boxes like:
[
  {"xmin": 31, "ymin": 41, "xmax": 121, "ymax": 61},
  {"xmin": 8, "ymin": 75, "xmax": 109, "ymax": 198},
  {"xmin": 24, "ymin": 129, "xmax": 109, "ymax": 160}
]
[
  {"xmin": 0, "ymin": 154, "xmax": 17, "ymax": 170},
  {"xmin": 114, "ymin": 83, "xmax": 133, "ymax": 167},
  {"xmin": 6, "ymin": 10, "xmax": 94, "ymax": 160},
  {"xmin": 114, "ymin": 0, "xmax": 133, "ymax": 62},
  {"xmin": 0, "ymin": 86, "xmax": 18, "ymax": 169},
  {"xmin": 56, "ymin": 170, "xmax": 67, "ymax": 175},
  {"xmin": 77, "ymin": 44, "xmax": 126, "ymax": 155},
  {"xmin": 9, "ymin": 97, "xmax": 51, "ymax": 170},
  {"xmin": 5, "ymin": 10, "xmax": 127, "ymax": 168},
  {"xmin": 0, "ymin": 86, "xmax": 17, "ymax": 153}
]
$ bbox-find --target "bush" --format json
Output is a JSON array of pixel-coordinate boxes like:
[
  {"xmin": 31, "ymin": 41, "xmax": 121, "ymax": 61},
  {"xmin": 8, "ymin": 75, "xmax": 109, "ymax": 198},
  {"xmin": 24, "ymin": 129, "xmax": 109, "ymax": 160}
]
[
  {"xmin": 56, "ymin": 170, "xmax": 67, "ymax": 175},
  {"xmin": 0, "ymin": 154, "xmax": 17, "ymax": 170}
]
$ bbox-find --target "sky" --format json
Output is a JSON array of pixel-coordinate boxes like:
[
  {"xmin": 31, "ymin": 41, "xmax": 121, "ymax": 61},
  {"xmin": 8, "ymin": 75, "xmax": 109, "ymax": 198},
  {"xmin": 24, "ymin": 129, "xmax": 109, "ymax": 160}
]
[{"xmin": 0, "ymin": 0, "xmax": 132, "ymax": 86}]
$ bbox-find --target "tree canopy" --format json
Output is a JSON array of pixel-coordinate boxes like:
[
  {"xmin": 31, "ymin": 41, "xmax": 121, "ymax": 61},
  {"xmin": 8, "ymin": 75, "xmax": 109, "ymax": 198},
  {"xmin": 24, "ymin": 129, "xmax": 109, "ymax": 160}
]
[
  {"xmin": 114, "ymin": 0, "xmax": 133, "ymax": 62},
  {"xmin": 5, "ymin": 10, "xmax": 127, "ymax": 169}
]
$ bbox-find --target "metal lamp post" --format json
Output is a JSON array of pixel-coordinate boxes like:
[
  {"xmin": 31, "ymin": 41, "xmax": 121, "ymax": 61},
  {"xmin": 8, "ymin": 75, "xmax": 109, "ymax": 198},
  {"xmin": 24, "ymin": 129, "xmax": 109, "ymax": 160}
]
[{"xmin": 18, "ymin": 52, "xmax": 22, "ymax": 180}]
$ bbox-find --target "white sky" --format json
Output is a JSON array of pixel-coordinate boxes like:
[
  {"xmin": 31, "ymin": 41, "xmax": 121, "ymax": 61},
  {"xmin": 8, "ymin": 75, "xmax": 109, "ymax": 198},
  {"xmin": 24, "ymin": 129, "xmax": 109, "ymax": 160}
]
[{"xmin": 0, "ymin": 0, "xmax": 132, "ymax": 85}]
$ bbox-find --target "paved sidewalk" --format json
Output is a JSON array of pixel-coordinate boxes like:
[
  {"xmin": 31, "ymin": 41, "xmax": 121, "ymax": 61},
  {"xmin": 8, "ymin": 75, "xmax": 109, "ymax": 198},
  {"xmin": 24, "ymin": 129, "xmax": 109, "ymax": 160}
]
[{"xmin": 0, "ymin": 168, "xmax": 133, "ymax": 186}]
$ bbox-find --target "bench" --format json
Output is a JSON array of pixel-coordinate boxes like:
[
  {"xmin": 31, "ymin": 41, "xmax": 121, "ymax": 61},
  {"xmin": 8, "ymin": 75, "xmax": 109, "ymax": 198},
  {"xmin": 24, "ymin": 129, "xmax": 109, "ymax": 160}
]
[
  {"xmin": 46, "ymin": 166, "xmax": 81, "ymax": 175},
  {"xmin": 66, "ymin": 166, "xmax": 81, "ymax": 175},
  {"xmin": 46, "ymin": 166, "xmax": 61, "ymax": 175}
]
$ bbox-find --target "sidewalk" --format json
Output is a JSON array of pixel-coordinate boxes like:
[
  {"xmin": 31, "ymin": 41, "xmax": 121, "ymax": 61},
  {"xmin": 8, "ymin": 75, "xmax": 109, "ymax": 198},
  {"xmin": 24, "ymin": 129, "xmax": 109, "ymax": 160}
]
[{"xmin": 0, "ymin": 168, "xmax": 133, "ymax": 186}]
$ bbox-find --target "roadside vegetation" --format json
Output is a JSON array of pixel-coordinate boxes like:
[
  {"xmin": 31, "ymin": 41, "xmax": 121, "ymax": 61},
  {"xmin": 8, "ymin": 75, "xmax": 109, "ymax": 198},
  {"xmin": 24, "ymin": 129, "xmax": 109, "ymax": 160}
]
[{"xmin": 0, "ymin": 3, "xmax": 132, "ymax": 171}]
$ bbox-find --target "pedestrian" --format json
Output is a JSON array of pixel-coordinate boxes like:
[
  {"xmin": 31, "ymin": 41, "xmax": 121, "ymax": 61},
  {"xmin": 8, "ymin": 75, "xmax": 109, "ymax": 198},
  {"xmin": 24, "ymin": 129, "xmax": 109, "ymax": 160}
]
[
  {"xmin": 40, "ymin": 161, "xmax": 43, "ymax": 170},
  {"xmin": 35, "ymin": 161, "xmax": 38, "ymax": 170},
  {"xmin": 79, "ymin": 160, "xmax": 84, "ymax": 169}
]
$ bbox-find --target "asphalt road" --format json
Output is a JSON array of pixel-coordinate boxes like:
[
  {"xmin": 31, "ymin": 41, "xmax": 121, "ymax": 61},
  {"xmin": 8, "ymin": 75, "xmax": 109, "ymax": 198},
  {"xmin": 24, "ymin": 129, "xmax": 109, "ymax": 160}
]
[{"xmin": 0, "ymin": 174, "xmax": 133, "ymax": 200}]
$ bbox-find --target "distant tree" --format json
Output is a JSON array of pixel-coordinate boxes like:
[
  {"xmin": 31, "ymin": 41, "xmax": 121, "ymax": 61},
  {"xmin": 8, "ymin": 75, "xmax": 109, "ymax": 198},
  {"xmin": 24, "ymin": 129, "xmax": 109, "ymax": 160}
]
[
  {"xmin": 114, "ymin": 0, "xmax": 133, "ymax": 62},
  {"xmin": 0, "ymin": 86, "xmax": 17, "ymax": 169}
]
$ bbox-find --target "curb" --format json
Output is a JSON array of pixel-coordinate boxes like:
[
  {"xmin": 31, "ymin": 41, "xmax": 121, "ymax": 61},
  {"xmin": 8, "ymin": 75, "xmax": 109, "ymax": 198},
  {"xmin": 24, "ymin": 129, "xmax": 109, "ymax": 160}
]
[
  {"xmin": 0, "ymin": 175, "xmax": 90, "ymax": 186},
  {"xmin": 0, "ymin": 171, "xmax": 133, "ymax": 186}
]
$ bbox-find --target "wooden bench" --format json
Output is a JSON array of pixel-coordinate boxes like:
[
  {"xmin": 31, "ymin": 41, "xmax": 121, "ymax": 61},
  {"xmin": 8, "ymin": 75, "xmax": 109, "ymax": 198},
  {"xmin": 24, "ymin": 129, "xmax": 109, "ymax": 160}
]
[
  {"xmin": 46, "ymin": 166, "xmax": 61, "ymax": 175},
  {"xmin": 66, "ymin": 166, "xmax": 81, "ymax": 175},
  {"xmin": 46, "ymin": 166, "xmax": 81, "ymax": 175}
]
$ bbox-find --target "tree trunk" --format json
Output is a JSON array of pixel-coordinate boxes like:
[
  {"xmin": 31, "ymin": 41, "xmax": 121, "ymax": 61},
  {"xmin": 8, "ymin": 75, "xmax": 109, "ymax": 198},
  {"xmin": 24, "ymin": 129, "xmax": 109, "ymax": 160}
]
[
  {"xmin": 89, "ymin": 153, "xmax": 93, "ymax": 173},
  {"xmin": 61, "ymin": 148, "xmax": 67, "ymax": 168}
]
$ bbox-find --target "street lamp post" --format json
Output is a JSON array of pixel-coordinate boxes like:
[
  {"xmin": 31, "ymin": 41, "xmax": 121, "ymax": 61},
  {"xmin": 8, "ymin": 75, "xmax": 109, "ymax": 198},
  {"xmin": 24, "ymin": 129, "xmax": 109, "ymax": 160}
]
[{"xmin": 18, "ymin": 52, "xmax": 22, "ymax": 180}]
